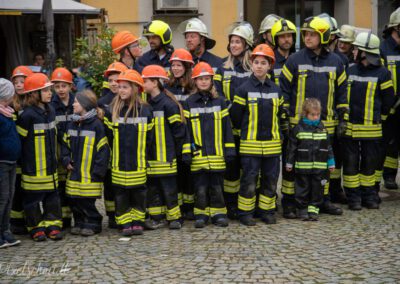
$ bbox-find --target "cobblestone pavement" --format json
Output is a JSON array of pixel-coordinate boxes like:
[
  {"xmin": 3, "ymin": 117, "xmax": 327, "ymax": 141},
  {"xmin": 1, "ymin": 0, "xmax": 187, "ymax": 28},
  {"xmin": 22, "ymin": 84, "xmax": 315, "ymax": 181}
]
[{"xmin": 1, "ymin": 188, "xmax": 400, "ymax": 284}]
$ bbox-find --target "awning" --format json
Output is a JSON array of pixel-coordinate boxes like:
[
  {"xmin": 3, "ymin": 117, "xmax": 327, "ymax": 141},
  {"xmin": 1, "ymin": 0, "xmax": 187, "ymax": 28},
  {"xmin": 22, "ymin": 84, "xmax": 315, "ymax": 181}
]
[{"xmin": 0, "ymin": 0, "xmax": 101, "ymax": 15}]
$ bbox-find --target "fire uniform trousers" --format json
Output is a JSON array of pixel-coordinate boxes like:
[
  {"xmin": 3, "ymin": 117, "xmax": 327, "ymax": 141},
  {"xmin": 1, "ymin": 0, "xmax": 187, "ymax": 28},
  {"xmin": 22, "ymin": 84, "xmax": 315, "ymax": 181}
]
[
  {"xmin": 343, "ymin": 63, "xmax": 395, "ymax": 205},
  {"xmin": 380, "ymin": 35, "xmax": 400, "ymax": 182},
  {"xmin": 16, "ymin": 105, "xmax": 62, "ymax": 234},
  {"xmin": 214, "ymin": 59, "xmax": 252, "ymax": 217},
  {"xmin": 98, "ymin": 88, "xmax": 117, "ymax": 221},
  {"xmin": 10, "ymin": 111, "xmax": 26, "ymax": 233},
  {"xmin": 279, "ymin": 47, "xmax": 348, "ymax": 212},
  {"xmin": 134, "ymin": 48, "xmax": 174, "ymax": 73},
  {"xmin": 147, "ymin": 92, "xmax": 188, "ymax": 221},
  {"xmin": 230, "ymin": 74, "xmax": 283, "ymax": 217},
  {"xmin": 192, "ymin": 50, "xmax": 223, "ymax": 73},
  {"xmin": 104, "ymin": 105, "xmax": 154, "ymax": 228},
  {"xmin": 165, "ymin": 82, "xmax": 193, "ymax": 209},
  {"xmin": 182, "ymin": 92, "xmax": 235, "ymax": 222},
  {"xmin": 61, "ymin": 117, "xmax": 110, "ymax": 232},
  {"xmin": 50, "ymin": 93, "xmax": 75, "ymax": 226},
  {"xmin": 286, "ymin": 119, "xmax": 334, "ymax": 214}
]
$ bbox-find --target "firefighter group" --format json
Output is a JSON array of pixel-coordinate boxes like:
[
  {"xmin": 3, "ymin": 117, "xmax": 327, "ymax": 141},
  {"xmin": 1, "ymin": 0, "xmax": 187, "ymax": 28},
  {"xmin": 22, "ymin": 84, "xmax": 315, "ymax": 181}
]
[{"xmin": 0, "ymin": 9, "xmax": 399, "ymax": 246}]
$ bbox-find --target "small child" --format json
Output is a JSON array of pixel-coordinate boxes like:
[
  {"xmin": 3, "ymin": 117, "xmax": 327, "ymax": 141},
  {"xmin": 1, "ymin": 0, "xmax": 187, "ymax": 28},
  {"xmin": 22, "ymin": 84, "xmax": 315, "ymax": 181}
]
[
  {"xmin": 0, "ymin": 78, "xmax": 21, "ymax": 248},
  {"xmin": 50, "ymin": 67, "xmax": 75, "ymax": 229},
  {"xmin": 17, "ymin": 73, "xmax": 63, "ymax": 241},
  {"xmin": 182, "ymin": 62, "xmax": 236, "ymax": 228},
  {"xmin": 286, "ymin": 98, "xmax": 335, "ymax": 221},
  {"xmin": 62, "ymin": 90, "xmax": 110, "ymax": 236}
]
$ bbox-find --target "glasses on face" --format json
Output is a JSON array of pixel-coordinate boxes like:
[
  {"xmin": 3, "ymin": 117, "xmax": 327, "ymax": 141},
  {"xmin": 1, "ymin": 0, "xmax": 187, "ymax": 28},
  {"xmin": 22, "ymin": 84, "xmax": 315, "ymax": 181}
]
[{"xmin": 128, "ymin": 43, "xmax": 140, "ymax": 49}]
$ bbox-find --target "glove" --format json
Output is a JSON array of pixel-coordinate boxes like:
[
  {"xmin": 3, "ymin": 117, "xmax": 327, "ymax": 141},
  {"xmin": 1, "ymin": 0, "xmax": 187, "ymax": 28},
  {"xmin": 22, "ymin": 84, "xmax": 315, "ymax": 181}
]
[{"xmin": 336, "ymin": 120, "xmax": 347, "ymax": 138}]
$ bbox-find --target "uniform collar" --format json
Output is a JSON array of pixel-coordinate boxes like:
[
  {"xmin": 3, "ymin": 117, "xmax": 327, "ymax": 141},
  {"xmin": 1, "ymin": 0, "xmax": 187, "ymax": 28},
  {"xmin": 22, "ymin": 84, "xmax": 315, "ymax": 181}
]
[
  {"xmin": 193, "ymin": 50, "xmax": 211, "ymax": 63},
  {"xmin": 305, "ymin": 47, "xmax": 329, "ymax": 59},
  {"xmin": 274, "ymin": 48, "xmax": 289, "ymax": 64},
  {"xmin": 249, "ymin": 73, "xmax": 271, "ymax": 87},
  {"xmin": 32, "ymin": 104, "xmax": 50, "ymax": 116},
  {"xmin": 387, "ymin": 35, "xmax": 400, "ymax": 50},
  {"xmin": 51, "ymin": 92, "xmax": 74, "ymax": 107},
  {"xmin": 149, "ymin": 91, "xmax": 166, "ymax": 104}
]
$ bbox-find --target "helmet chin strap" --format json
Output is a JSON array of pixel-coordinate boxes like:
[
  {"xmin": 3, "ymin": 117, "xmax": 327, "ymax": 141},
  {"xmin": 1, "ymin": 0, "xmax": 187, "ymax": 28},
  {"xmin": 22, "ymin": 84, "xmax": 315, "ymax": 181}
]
[{"xmin": 355, "ymin": 50, "xmax": 366, "ymax": 64}]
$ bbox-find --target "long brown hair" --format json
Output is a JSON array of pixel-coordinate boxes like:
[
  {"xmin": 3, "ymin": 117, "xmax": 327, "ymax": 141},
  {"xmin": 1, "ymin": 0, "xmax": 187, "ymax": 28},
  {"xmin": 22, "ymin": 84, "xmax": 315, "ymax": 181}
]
[
  {"xmin": 77, "ymin": 89, "xmax": 104, "ymax": 120},
  {"xmin": 155, "ymin": 80, "xmax": 186, "ymax": 123},
  {"xmin": 167, "ymin": 61, "xmax": 194, "ymax": 93},
  {"xmin": 24, "ymin": 91, "xmax": 41, "ymax": 107},
  {"xmin": 111, "ymin": 81, "xmax": 144, "ymax": 122},
  {"xmin": 13, "ymin": 94, "xmax": 24, "ymax": 112}
]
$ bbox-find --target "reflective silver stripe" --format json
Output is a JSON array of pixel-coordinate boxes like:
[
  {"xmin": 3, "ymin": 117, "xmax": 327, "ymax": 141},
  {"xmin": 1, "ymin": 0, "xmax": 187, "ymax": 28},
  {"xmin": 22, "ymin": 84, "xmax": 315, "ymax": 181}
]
[
  {"xmin": 68, "ymin": 129, "xmax": 78, "ymax": 136},
  {"xmin": 153, "ymin": 111, "xmax": 165, "ymax": 117},
  {"xmin": 174, "ymin": 94, "xmax": 190, "ymax": 102},
  {"xmin": 387, "ymin": 56, "xmax": 400, "ymax": 61},
  {"xmin": 68, "ymin": 129, "xmax": 96, "ymax": 137},
  {"xmin": 348, "ymin": 75, "xmax": 378, "ymax": 83},
  {"xmin": 80, "ymin": 130, "xmax": 96, "ymax": 138},
  {"xmin": 55, "ymin": 114, "xmax": 73, "ymax": 122},
  {"xmin": 34, "ymin": 121, "xmax": 56, "ymax": 131},
  {"xmin": 190, "ymin": 106, "xmax": 221, "ymax": 114},
  {"xmin": 298, "ymin": 64, "xmax": 336, "ymax": 73},
  {"xmin": 273, "ymin": 68, "xmax": 282, "ymax": 76},
  {"xmin": 248, "ymin": 92, "xmax": 279, "ymax": 99},
  {"xmin": 223, "ymin": 71, "xmax": 252, "ymax": 78},
  {"xmin": 38, "ymin": 136, "xmax": 44, "ymax": 176},
  {"xmin": 117, "ymin": 117, "xmax": 148, "ymax": 124}
]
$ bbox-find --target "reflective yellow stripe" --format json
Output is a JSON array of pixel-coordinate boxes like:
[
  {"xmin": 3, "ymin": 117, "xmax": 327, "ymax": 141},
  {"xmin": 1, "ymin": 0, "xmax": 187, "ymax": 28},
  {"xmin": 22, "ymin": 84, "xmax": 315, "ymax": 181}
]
[
  {"xmin": 271, "ymin": 98, "xmax": 280, "ymax": 140},
  {"xmin": 282, "ymin": 65, "xmax": 293, "ymax": 82},
  {"xmin": 190, "ymin": 155, "xmax": 225, "ymax": 172},
  {"xmin": 327, "ymin": 72, "xmax": 335, "ymax": 120},
  {"xmin": 214, "ymin": 111, "xmax": 223, "ymax": 156},
  {"xmin": 102, "ymin": 81, "xmax": 109, "ymax": 89},
  {"xmin": 375, "ymin": 170, "xmax": 383, "ymax": 183},
  {"xmin": 345, "ymin": 123, "xmax": 382, "ymax": 138},
  {"xmin": 182, "ymin": 143, "xmax": 191, "ymax": 154},
  {"xmin": 17, "ymin": 126, "xmax": 28, "ymax": 137},
  {"xmin": 224, "ymin": 179, "xmax": 240, "ymax": 193},
  {"xmin": 81, "ymin": 136, "xmax": 95, "ymax": 183},
  {"xmin": 194, "ymin": 207, "xmax": 210, "ymax": 216},
  {"xmin": 247, "ymin": 100, "xmax": 258, "ymax": 140},
  {"xmin": 147, "ymin": 159, "xmax": 177, "ymax": 176},
  {"xmin": 239, "ymin": 139, "xmax": 281, "ymax": 156},
  {"xmin": 258, "ymin": 194, "xmax": 276, "ymax": 211},
  {"xmin": 295, "ymin": 72, "xmax": 306, "ymax": 120},
  {"xmin": 388, "ymin": 64, "xmax": 397, "ymax": 93},
  {"xmin": 113, "ymin": 123, "xmax": 120, "ymax": 170},
  {"xmin": 359, "ymin": 174, "xmax": 375, "ymax": 187},
  {"xmin": 308, "ymin": 205, "xmax": 319, "ymax": 214},
  {"xmin": 281, "ymin": 179, "xmax": 295, "ymax": 195},
  {"xmin": 214, "ymin": 74, "xmax": 222, "ymax": 81},
  {"xmin": 223, "ymin": 77, "xmax": 231, "ymax": 101},
  {"xmin": 238, "ymin": 195, "xmax": 256, "ymax": 211},
  {"xmin": 97, "ymin": 136, "xmax": 108, "ymax": 151},
  {"xmin": 297, "ymin": 132, "xmax": 327, "ymax": 140},
  {"xmin": 364, "ymin": 82, "xmax": 376, "ymax": 125},
  {"xmin": 22, "ymin": 173, "xmax": 58, "ymax": 190},
  {"xmin": 155, "ymin": 116, "xmax": 167, "ymax": 162},
  {"xmin": 137, "ymin": 122, "xmax": 147, "ymax": 169},
  {"xmin": 380, "ymin": 80, "xmax": 393, "ymax": 90},
  {"xmin": 62, "ymin": 206, "xmax": 72, "ymax": 218},
  {"xmin": 166, "ymin": 205, "xmax": 181, "ymax": 220},
  {"xmin": 148, "ymin": 206, "xmax": 166, "ymax": 215},
  {"xmin": 183, "ymin": 193, "xmax": 194, "ymax": 203},
  {"xmin": 111, "ymin": 169, "xmax": 147, "ymax": 187},
  {"xmin": 330, "ymin": 168, "xmax": 341, "ymax": 179},
  {"xmin": 295, "ymin": 162, "xmax": 327, "ymax": 169},
  {"xmin": 34, "ymin": 130, "xmax": 46, "ymax": 176},
  {"xmin": 168, "ymin": 114, "xmax": 181, "ymax": 124},
  {"xmin": 233, "ymin": 95, "xmax": 246, "ymax": 106},
  {"xmin": 192, "ymin": 117, "xmax": 202, "ymax": 147},
  {"xmin": 337, "ymin": 70, "xmax": 346, "ymax": 86},
  {"xmin": 66, "ymin": 180, "xmax": 103, "ymax": 197},
  {"xmin": 116, "ymin": 212, "xmax": 132, "ymax": 225},
  {"xmin": 209, "ymin": 207, "xmax": 227, "ymax": 217},
  {"xmin": 384, "ymin": 156, "xmax": 398, "ymax": 169},
  {"xmin": 130, "ymin": 207, "xmax": 145, "ymax": 221},
  {"xmin": 343, "ymin": 174, "xmax": 360, "ymax": 188},
  {"xmin": 104, "ymin": 200, "xmax": 115, "ymax": 212},
  {"xmin": 10, "ymin": 210, "xmax": 24, "ymax": 219}
]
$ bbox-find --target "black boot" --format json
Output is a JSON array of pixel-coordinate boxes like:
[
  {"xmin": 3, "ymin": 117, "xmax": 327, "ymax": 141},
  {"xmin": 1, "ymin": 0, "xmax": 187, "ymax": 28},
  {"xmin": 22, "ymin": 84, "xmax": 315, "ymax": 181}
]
[
  {"xmin": 239, "ymin": 215, "xmax": 256, "ymax": 226},
  {"xmin": 261, "ymin": 214, "xmax": 276, "ymax": 224},
  {"xmin": 348, "ymin": 203, "xmax": 362, "ymax": 211},
  {"xmin": 320, "ymin": 201, "xmax": 343, "ymax": 215},
  {"xmin": 384, "ymin": 177, "xmax": 398, "ymax": 190}
]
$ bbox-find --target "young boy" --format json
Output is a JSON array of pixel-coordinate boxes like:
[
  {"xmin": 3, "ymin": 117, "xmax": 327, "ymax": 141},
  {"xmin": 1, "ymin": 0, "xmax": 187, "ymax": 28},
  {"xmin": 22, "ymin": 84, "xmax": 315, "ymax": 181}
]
[
  {"xmin": 286, "ymin": 98, "xmax": 335, "ymax": 221},
  {"xmin": 0, "ymin": 78, "xmax": 22, "ymax": 247}
]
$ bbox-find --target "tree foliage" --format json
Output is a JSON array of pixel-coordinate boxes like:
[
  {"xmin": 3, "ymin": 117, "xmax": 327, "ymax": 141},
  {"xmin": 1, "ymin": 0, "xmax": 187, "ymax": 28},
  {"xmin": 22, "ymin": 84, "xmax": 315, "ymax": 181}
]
[{"xmin": 72, "ymin": 27, "xmax": 117, "ymax": 95}]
